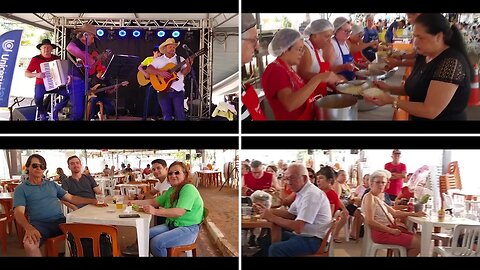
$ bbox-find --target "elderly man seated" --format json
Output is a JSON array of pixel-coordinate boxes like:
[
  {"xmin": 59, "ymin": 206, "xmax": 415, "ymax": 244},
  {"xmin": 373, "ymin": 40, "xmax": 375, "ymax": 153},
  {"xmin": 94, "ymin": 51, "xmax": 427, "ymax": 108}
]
[{"xmin": 254, "ymin": 163, "xmax": 332, "ymax": 257}]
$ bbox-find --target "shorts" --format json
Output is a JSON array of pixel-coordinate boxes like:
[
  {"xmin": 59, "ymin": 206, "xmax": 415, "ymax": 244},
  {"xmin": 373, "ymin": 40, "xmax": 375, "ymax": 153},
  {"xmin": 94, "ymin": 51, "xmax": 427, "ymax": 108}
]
[
  {"xmin": 371, "ymin": 228, "xmax": 413, "ymax": 248},
  {"xmin": 30, "ymin": 217, "xmax": 66, "ymax": 246}
]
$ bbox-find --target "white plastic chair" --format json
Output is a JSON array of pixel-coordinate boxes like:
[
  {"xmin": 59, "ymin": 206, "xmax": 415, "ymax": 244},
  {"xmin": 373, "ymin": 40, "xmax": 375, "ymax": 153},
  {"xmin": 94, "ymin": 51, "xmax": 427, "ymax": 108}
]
[
  {"xmin": 361, "ymin": 214, "xmax": 407, "ymax": 257},
  {"xmin": 433, "ymin": 224, "xmax": 480, "ymax": 257}
]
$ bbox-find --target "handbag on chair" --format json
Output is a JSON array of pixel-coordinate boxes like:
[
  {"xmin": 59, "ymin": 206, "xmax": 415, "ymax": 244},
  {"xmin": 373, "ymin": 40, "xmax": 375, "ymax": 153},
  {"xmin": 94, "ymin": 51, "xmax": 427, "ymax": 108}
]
[{"xmin": 375, "ymin": 197, "xmax": 412, "ymax": 234}]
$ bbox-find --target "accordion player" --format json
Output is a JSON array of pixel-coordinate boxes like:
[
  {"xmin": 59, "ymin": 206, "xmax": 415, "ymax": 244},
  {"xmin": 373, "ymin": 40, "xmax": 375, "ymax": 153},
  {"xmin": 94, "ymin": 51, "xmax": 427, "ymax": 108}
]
[{"xmin": 39, "ymin": 59, "xmax": 69, "ymax": 91}]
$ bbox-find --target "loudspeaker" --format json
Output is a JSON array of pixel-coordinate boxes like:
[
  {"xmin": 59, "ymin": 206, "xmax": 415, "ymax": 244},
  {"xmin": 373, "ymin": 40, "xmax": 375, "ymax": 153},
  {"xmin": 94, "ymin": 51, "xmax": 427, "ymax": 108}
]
[{"xmin": 12, "ymin": 105, "xmax": 36, "ymax": 121}]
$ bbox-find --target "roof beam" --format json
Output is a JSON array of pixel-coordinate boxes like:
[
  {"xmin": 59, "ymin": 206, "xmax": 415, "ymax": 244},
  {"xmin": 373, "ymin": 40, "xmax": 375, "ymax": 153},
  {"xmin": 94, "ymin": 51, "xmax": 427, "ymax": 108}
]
[
  {"xmin": 33, "ymin": 13, "xmax": 57, "ymax": 28},
  {"xmin": 0, "ymin": 13, "xmax": 53, "ymax": 31}
]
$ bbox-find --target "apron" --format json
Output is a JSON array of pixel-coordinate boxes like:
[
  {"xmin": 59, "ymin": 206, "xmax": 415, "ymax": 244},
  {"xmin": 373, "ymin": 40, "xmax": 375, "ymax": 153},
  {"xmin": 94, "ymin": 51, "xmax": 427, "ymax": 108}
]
[
  {"xmin": 241, "ymin": 83, "xmax": 267, "ymax": 120},
  {"xmin": 335, "ymin": 37, "xmax": 355, "ymax": 81},
  {"xmin": 274, "ymin": 58, "xmax": 315, "ymax": 120},
  {"xmin": 305, "ymin": 41, "xmax": 330, "ymax": 97}
]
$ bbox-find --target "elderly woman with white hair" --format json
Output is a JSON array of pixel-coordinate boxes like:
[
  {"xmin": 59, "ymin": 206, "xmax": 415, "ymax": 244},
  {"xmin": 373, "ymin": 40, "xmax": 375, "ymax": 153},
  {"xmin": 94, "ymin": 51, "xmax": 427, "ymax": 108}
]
[
  {"xmin": 324, "ymin": 17, "xmax": 357, "ymax": 81},
  {"xmin": 297, "ymin": 19, "xmax": 344, "ymax": 98},
  {"xmin": 261, "ymin": 28, "xmax": 343, "ymax": 120},
  {"xmin": 362, "ymin": 169, "xmax": 425, "ymax": 257}
]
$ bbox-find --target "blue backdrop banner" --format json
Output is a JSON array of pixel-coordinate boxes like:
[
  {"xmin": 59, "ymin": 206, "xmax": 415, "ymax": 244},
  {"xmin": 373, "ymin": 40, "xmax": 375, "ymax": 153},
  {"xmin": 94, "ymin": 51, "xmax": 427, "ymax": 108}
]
[{"xmin": 0, "ymin": 29, "xmax": 23, "ymax": 107}]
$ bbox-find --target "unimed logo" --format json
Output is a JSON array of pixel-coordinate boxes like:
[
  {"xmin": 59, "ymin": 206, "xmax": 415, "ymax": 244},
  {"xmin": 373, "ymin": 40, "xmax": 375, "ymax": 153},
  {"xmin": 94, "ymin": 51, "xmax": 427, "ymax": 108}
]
[
  {"xmin": 0, "ymin": 39, "xmax": 16, "ymax": 95},
  {"xmin": 2, "ymin": 39, "xmax": 15, "ymax": 52}
]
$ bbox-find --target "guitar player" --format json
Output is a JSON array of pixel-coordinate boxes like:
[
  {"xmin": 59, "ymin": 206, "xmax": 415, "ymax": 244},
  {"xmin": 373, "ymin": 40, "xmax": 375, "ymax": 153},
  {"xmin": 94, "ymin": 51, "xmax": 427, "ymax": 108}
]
[
  {"xmin": 146, "ymin": 38, "xmax": 192, "ymax": 121},
  {"xmin": 138, "ymin": 46, "xmax": 162, "ymax": 120},
  {"xmin": 66, "ymin": 23, "xmax": 98, "ymax": 120},
  {"xmin": 87, "ymin": 64, "xmax": 116, "ymax": 120}
]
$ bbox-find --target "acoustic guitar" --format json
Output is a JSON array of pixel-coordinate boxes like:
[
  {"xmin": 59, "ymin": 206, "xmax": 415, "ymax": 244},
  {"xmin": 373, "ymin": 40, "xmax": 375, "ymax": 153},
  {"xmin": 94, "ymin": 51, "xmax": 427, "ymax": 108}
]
[
  {"xmin": 137, "ymin": 66, "xmax": 151, "ymax": 86},
  {"xmin": 150, "ymin": 48, "xmax": 207, "ymax": 92},
  {"xmin": 88, "ymin": 81, "xmax": 129, "ymax": 99}
]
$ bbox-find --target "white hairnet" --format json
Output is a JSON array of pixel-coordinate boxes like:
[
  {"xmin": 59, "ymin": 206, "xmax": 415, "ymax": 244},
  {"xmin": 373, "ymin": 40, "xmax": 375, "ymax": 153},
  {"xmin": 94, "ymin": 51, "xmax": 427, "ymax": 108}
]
[
  {"xmin": 333, "ymin": 16, "xmax": 350, "ymax": 33},
  {"xmin": 268, "ymin": 28, "xmax": 302, "ymax": 57},
  {"xmin": 304, "ymin": 19, "xmax": 334, "ymax": 36},
  {"xmin": 242, "ymin": 13, "xmax": 257, "ymax": 33},
  {"xmin": 351, "ymin": 24, "xmax": 364, "ymax": 36}
]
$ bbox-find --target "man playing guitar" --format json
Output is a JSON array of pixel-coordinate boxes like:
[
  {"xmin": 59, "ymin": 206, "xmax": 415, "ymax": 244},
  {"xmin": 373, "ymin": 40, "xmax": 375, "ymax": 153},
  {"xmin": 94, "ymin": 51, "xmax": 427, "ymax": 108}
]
[
  {"xmin": 66, "ymin": 23, "xmax": 98, "ymax": 120},
  {"xmin": 138, "ymin": 46, "xmax": 162, "ymax": 120},
  {"xmin": 87, "ymin": 64, "xmax": 128, "ymax": 120},
  {"xmin": 146, "ymin": 38, "xmax": 191, "ymax": 121}
]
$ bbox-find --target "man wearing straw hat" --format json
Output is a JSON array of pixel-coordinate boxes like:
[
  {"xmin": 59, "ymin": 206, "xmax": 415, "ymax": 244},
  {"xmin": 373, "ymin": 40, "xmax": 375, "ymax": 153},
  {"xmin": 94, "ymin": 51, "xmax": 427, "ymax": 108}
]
[
  {"xmin": 146, "ymin": 38, "xmax": 192, "ymax": 121},
  {"xmin": 66, "ymin": 23, "xmax": 98, "ymax": 120}
]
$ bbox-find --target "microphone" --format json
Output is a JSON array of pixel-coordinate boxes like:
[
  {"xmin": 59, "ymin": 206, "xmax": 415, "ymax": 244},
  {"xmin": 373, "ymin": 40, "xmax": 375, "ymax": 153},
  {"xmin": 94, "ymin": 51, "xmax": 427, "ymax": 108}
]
[{"xmin": 182, "ymin": 44, "xmax": 193, "ymax": 53}]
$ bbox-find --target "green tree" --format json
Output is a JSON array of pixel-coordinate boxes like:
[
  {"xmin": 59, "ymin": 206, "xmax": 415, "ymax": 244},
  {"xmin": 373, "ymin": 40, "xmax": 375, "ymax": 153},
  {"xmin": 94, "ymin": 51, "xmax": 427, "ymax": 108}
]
[{"xmin": 281, "ymin": 16, "xmax": 292, "ymax": 28}]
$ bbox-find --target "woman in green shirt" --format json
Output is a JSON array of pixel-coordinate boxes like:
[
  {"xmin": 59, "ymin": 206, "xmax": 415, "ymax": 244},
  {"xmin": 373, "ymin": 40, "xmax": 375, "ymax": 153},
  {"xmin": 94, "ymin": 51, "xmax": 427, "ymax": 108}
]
[{"xmin": 144, "ymin": 161, "xmax": 204, "ymax": 257}]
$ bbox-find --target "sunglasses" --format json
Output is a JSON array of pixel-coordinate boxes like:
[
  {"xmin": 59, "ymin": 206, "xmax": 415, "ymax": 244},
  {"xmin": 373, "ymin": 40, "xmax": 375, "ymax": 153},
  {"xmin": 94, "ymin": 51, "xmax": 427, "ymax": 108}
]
[
  {"xmin": 168, "ymin": 171, "xmax": 181, "ymax": 176},
  {"xmin": 31, "ymin": 163, "xmax": 46, "ymax": 170}
]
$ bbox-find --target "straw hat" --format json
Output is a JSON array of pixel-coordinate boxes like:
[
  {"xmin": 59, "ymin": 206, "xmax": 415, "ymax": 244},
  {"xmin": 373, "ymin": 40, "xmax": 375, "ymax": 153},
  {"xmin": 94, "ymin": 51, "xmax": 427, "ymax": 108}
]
[{"xmin": 159, "ymin": 38, "xmax": 180, "ymax": 54}]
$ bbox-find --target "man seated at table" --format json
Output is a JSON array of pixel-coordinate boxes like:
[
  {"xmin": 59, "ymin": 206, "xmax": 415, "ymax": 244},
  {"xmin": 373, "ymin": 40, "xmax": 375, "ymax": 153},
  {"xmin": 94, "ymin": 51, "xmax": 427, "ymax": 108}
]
[
  {"xmin": 242, "ymin": 160, "xmax": 281, "ymax": 196},
  {"xmin": 61, "ymin": 155, "xmax": 102, "ymax": 211},
  {"xmin": 123, "ymin": 159, "xmax": 171, "ymax": 256},
  {"xmin": 255, "ymin": 163, "xmax": 332, "ymax": 257},
  {"xmin": 13, "ymin": 154, "xmax": 98, "ymax": 257}
]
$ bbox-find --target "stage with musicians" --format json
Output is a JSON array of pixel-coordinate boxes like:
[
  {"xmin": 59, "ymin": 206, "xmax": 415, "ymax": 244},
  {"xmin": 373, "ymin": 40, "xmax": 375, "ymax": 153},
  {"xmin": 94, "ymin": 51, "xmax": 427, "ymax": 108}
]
[{"xmin": 0, "ymin": 13, "xmax": 239, "ymax": 122}]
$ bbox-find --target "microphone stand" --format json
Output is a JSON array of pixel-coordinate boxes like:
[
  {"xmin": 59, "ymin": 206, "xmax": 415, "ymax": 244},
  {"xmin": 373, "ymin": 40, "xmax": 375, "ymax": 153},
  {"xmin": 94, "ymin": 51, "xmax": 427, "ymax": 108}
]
[
  {"xmin": 185, "ymin": 49, "xmax": 198, "ymax": 120},
  {"xmin": 83, "ymin": 32, "xmax": 90, "ymax": 121}
]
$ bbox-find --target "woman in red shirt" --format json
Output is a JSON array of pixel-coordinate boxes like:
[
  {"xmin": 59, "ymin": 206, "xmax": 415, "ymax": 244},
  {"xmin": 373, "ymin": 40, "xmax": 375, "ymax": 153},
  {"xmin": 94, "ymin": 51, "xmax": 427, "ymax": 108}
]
[
  {"xmin": 262, "ymin": 29, "xmax": 343, "ymax": 120},
  {"xmin": 316, "ymin": 166, "xmax": 349, "ymax": 243}
]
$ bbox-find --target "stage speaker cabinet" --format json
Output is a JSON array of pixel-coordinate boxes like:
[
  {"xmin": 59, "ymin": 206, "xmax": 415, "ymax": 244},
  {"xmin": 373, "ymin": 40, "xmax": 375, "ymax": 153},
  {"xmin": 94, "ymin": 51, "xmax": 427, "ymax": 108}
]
[{"xmin": 12, "ymin": 105, "xmax": 37, "ymax": 121}]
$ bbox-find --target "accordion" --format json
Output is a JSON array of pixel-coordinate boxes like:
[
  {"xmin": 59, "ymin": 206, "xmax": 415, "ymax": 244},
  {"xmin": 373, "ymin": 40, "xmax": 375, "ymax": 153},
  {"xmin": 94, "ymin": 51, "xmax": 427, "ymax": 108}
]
[{"xmin": 40, "ymin": 59, "xmax": 69, "ymax": 91}]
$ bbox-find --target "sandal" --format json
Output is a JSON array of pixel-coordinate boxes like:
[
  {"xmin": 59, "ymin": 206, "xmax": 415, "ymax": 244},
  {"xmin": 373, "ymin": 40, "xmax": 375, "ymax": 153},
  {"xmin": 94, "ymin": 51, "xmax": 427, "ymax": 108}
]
[{"xmin": 333, "ymin": 238, "xmax": 343, "ymax": 243}]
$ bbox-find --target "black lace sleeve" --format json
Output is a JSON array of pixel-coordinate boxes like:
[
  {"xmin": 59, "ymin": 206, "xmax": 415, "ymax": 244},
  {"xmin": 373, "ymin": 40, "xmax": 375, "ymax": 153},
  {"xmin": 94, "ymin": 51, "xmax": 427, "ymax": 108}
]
[{"xmin": 432, "ymin": 57, "xmax": 466, "ymax": 85}]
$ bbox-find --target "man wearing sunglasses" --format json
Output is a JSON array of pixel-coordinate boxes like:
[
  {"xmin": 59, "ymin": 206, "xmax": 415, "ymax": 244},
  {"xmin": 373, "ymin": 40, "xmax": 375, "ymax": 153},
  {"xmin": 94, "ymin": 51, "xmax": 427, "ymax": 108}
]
[
  {"xmin": 13, "ymin": 154, "xmax": 99, "ymax": 257},
  {"xmin": 61, "ymin": 155, "xmax": 103, "ymax": 210}
]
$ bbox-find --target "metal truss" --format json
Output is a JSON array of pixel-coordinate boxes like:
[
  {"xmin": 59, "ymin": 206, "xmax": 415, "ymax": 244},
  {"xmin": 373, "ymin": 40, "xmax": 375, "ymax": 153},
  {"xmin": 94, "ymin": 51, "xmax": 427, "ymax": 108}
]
[
  {"xmin": 51, "ymin": 17, "xmax": 213, "ymax": 120},
  {"xmin": 198, "ymin": 19, "xmax": 213, "ymax": 120}
]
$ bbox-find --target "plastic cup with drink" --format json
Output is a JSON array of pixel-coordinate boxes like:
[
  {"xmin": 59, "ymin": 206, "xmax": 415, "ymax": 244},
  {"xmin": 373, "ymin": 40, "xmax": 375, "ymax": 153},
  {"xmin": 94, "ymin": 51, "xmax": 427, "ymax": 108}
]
[
  {"xmin": 96, "ymin": 194, "xmax": 105, "ymax": 205},
  {"xmin": 116, "ymin": 195, "xmax": 124, "ymax": 210}
]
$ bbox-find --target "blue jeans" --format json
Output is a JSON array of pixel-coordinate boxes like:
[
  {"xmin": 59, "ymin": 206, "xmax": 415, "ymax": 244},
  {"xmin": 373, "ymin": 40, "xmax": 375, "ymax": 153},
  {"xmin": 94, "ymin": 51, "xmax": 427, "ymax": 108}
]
[
  {"xmin": 149, "ymin": 223, "xmax": 199, "ymax": 257},
  {"xmin": 143, "ymin": 86, "xmax": 161, "ymax": 119},
  {"xmin": 69, "ymin": 77, "xmax": 87, "ymax": 120},
  {"xmin": 34, "ymin": 84, "xmax": 69, "ymax": 121},
  {"xmin": 157, "ymin": 89, "xmax": 186, "ymax": 121},
  {"xmin": 88, "ymin": 96, "xmax": 113, "ymax": 120},
  {"xmin": 269, "ymin": 231, "xmax": 322, "ymax": 257}
]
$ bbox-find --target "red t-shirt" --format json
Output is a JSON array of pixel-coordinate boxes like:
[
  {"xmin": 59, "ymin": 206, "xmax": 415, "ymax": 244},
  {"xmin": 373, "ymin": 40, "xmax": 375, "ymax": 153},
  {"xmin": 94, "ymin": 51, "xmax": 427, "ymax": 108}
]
[
  {"xmin": 324, "ymin": 189, "xmax": 341, "ymax": 213},
  {"xmin": 244, "ymin": 171, "xmax": 273, "ymax": 196},
  {"xmin": 26, "ymin": 54, "xmax": 61, "ymax": 85},
  {"xmin": 262, "ymin": 62, "xmax": 306, "ymax": 120},
  {"xmin": 384, "ymin": 162, "xmax": 407, "ymax": 197},
  {"xmin": 142, "ymin": 168, "xmax": 151, "ymax": 175},
  {"xmin": 397, "ymin": 186, "xmax": 414, "ymax": 200}
]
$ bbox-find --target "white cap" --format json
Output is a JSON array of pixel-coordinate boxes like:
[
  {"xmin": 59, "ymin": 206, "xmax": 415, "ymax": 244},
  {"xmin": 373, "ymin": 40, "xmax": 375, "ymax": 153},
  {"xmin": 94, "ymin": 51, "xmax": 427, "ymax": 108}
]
[{"xmin": 268, "ymin": 28, "xmax": 302, "ymax": 57}]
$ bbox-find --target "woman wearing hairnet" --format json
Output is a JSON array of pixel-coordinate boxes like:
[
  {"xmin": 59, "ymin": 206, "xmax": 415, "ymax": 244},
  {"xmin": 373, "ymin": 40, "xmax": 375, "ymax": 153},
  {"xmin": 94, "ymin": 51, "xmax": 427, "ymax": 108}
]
[
  {"xmin": 262, "ymin": 28, "xmax": 343, "ymax": 120},
  {"xmin": 347, "ymin": 24, "xmax": 374, "ymax": 67},
  {"xmin": 324, "ymin": 17, "xmax": 357, "ymax": 81},
  {"xmin": 297, "ymin": 19, "xmax": 344, "ymax": 98}
]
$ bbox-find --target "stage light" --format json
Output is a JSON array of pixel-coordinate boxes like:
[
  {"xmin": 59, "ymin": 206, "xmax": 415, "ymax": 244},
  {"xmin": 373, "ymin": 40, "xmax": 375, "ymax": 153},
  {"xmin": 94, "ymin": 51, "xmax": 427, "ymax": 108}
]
[
  {"xmin": 145, "ymin": 30, "xmax": 154, "ymax": 41},
  {"xmin": 172, "ymin": 31, "xmax": 180, "ymax": 38},
  {"xmin": 132, "ymin": 30, "xmax": 141, "ymax": 38},
  {"xmin": 108, "ymin": 30, "xmax": 115, "ymax": 40},
  {"xmin": 119, "ymin": 30, "xmax": 127, "ymax": 37},
  {"xmin": 96, "ymin": 29, "xmax": 104, "ymax": 37},
  {"xmin": 157, "ymin": 30, "xmax": 165, "ymax": 38}
]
